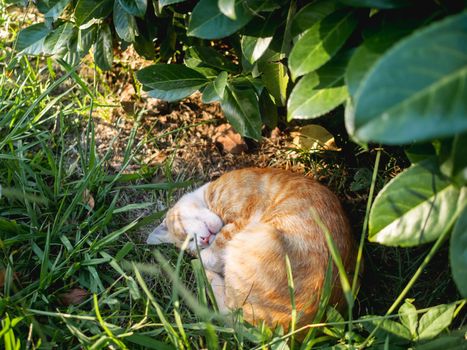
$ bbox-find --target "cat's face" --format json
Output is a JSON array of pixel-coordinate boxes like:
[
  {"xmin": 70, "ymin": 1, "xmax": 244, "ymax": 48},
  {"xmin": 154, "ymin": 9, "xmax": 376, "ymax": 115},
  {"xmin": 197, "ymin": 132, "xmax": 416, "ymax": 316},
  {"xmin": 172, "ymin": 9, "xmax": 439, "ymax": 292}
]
[{"xmin": 147, "ymin": 203, "xmax": 223, "ymax": 253}]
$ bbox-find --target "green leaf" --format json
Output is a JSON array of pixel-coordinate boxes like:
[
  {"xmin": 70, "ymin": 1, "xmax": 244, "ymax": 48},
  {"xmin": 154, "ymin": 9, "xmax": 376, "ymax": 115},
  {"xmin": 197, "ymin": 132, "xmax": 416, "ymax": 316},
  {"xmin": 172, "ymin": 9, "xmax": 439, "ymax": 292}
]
[
  {"xmin": 221, "ymin": 84, "xmax": 262, "ymax": 140},
  {"xmin": 44, "ymin": 21, "xmax": 75, "ymax": 56},
  {"xmin": 345, "ymin": 19, "xmax": 416, "ymax": 98},
  {"xmin": 62, "ymin": 35, "xmax": 81, "ymax": 65},
  {"xmin": 77, "ymin": 25, "xmax": 97, "ymax": 56},
  {"xmin": 74, "ymin": 0, "xmax": 113, "ymax": 26},
  {"xmin": 188, "ymin": 0, "xmax": 253, "ymax": 39},
  {"xmin": 324, "ymin": 306, "xmax": 345, "ymax": 338},
  {"xmin": 414, "ymin": 330, "xmax": 467, "ymax": 350},
  {"xmin": 242, "ymin": 36, "xmax": 273, "ymax": 64},
  {"xmin": 257, "ymin": 50, "xmax": 289, "ymax": 106},
  {"xmin": 218, "ymin": 0, "xmax": 236, "ymax": 20},
  {"xmin": 450, "ymin": 203, "xmax": 467, "ymax": 298},
  {"xmin": 399, "ymin": 299, "xmax": 418, "ymax": 338},
  {"xmin": 271, "ymin": 339, "xmax": 290, "ymax": 350},
  {"xmin": 241, "ymin": 12, "xmax": 278, "ymax": 63},
  {"xmin": 114, "ymin": 0, "xmax": 138, "ymax": 42},
  {"xmin": 133, "ymin": 18, "xmax": 156, "ymax": 59},
  {"xmin": 291, "ymin": 0, "xmax": 342, "ymax": 37},
  {"xmin": 417, "ymin": 304, "xmax": 456, "ymax": 341},
  {"xmin": 137, "ymin": 64, "xmax": 208, "ymax": 102},
  {"xmin": 202, "ymin": 71, "xmax": 228, "ymax": 103},
  {"xmin": 288, "ymin": 10, "xmax": 357, "ymax": 80},
  {"xmin": 369, "ymin": 159, "xmax": 461, "ymax": 247},
  {"xmin": 16, "ymin": 23, "xmax": 51, "ymax": 55},
  {"xmin": 288, "ymin": 52, "xmax": 350, "ymax": 120},
  {"xmin": 363, "ymin": 317, "xmax": 412, "ymax": 341},
  {"xmin": 441, "ymin": 133, "xmax": 467, "ymax": 186},
  {"xmin": 405, "ymin": 143, "xmax": 436, "ymax": 165},
  {"xmin": 185, "ymin": 46, "xmax": 238, "ymax": 73},
  {"xmin": 259, "ymin": 90, "xmax": 278, "ymax": 129},
  {"xmin": 351, "ymin": 12, "xmax": 467, "ymax": 144},
  {"xmin": 118, "ymin": 0, "xmax": 147, "ymax": 17},
  {"xmin": 340, "ymin": 0, "xmax": 409, "ymax": 8},
  {"xmin": 36, "ymin": 0, "xmax": 71, "ymax": 21},
  {"xmin": 159, "ymin": 0, "xmax": 185, "ymax": 6},
  {"xmin": 94, "ymin": 24, "xmax": 113, "ymax": 70}
]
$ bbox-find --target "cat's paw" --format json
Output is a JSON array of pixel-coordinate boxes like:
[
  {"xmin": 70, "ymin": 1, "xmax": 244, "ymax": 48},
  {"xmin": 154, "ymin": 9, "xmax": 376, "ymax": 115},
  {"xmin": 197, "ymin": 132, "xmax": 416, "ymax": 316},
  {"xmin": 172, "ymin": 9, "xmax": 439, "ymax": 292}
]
[{"xmin": 200, "ymin": 248, "xmax": 223, "ymax": 274}]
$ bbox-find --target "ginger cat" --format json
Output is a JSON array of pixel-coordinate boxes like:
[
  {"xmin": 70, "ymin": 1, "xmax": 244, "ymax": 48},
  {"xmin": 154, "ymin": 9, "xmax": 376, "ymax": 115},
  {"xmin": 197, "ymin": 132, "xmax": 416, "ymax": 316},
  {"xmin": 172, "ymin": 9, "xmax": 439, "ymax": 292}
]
[{"xmin": 147, "ymin": 168, "xmax": 357, "ymax": 332}]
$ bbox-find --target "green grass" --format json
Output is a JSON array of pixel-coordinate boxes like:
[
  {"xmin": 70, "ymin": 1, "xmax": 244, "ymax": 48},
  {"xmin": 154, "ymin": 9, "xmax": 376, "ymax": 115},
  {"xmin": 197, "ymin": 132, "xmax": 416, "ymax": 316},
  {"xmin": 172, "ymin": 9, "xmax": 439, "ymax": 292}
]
[{"xmin": 1, "ymin": 3, "xmax": 465, "ymax": 349}]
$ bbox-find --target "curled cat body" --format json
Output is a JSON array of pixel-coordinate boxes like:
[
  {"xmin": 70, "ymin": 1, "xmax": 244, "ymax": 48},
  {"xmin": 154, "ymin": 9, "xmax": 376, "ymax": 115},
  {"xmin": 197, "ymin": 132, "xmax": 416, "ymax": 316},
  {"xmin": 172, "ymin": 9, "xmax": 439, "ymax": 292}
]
[{"xmin": 147, "ymin": 167, "xmax": 357, "ymax": 332}]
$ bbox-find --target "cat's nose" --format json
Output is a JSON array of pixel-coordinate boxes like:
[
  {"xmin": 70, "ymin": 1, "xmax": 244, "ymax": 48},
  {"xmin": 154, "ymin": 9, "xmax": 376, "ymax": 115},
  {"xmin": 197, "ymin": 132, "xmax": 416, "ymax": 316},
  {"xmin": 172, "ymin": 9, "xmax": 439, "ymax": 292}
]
[{"xmin": 200, "ymin": 235, "xmax": 210, "ymax": 246}]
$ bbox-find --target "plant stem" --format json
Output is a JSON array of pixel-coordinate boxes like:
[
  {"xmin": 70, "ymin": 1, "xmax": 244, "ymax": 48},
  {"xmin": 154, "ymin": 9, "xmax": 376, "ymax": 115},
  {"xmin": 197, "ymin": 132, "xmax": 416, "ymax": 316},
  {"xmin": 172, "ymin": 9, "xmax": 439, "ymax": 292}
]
[{"xmin": 352, "ymin": 149, "xmax": 381, "ymax": 294}]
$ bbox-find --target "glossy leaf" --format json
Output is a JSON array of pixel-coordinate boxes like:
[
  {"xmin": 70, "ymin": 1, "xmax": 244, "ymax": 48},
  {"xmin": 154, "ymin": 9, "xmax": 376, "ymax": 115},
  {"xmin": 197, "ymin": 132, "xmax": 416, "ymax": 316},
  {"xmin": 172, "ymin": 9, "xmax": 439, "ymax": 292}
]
[
  {"xmin": 137, "ymin": 64, "xmax": 208, "ymax": 102},
  {"xmin": 202, "ymin": 71, "xmax": 228, "ymax": 103},
  {"xmin": 44, "ymin": 22, "xmax": 75, "ymax": 56},
  {"xmin": 118, "ymin": 0, "xmax": 147, "ymax": 17},
  {"xmin": 288, "ymin": 52, "xmax": 350, "ymax": 120},
  {"xmin": 259, "ymin": 90, "xmax": 278, "ymax": 129},
  {"xmin": 133, "ymin": 17, "xmax": 156, "ymax": 59},
  {"xmin": 417, "ymin": 304, "xmax": 456, "ymax": 341},
  {"xmin": 188, "ymin": 0, "xmax": 253, "ymax": 39},
  {"xmin": 291, "ymin": 0, "xmax": 342, "ymax": 37},
  {"xmin": 77, "ymin": 25, "xmax": 97, "ymax": 56},
  {"xmin": 94, "ymin": 24, "xmax": 113, "ymax": 71},
  {"xmin": 159, "ymin": 0, "xmax": 185, "ymax": 6},
  {"xmin": 221, "ymin": 84, "xmax": 262, "ymax": 140},
  {"xmin": 405, "ymin": 143, "xmax": 436, "ymax": 165},
  {"xmin": 351, "ymin": 12, "xmax": 467, "ymax": 144},
  {"xmin": 399, "ymin": 299, "xmax": 418, "ymax": 338},
  {"xmin": 185, "ymin": 46, "xmax": 238, "ymax": 73},
  {"xmin": 74, "ymin": 0, "xmax": 113, "ymax": 26},
  {"xmin": 369, "ymin": 159, "xmax": 461, "ymax": 247},
  {"xmin": 363, "ymin": 317, "xmax": 411, "ymax": 341},
  {"xmin": 414, "ymin": 332, "xmax": 467, "ymax": 350},
  {"xmin": 16, "ymin": 23, "xmax": 51, "ymax": 55},
  {"xmin": 241, "ymin": 12, "xmax": 277, "ymax": 63},
  {"xmin": 218, "ymin": 0, "xmax": 236, "ymax": 19},
  {"xmin": 62, "ymin": 36, "xmax": 81, "ymax": 65},
  {"xmin": 340, "ymin": 0, "xmax": 409, "ymax": 8},
  {"xmin": 441, "ymin": 133, "xmax": 467, "ymax": 186},
  {"xmin": 36, "ymin": 0, "xmax": 71, "ymax": 21},
  {"xmin": 242, "ymin": 36, "xmax": 273, "ymax": 64},
  {"xmin": 258, "ymin": 50, "xmax": 289, "ymax": 106},
  {"xmin": 289, "ymin": 10, "xmax": 357, "ymax": 80},
  {"xmin": 145, "ymin": 85, "xmax": 206, "ymax": 102},
  {"xmin": 114, "ymin": 0, "xmax": 138, "ymax": 42},
  {"xmin": 450, "ymin": 203, "xmax": 467, "ymax": 298},
  {"xmin": 345, "ymin": 20, "xmax": 416, "ymax": 98}
]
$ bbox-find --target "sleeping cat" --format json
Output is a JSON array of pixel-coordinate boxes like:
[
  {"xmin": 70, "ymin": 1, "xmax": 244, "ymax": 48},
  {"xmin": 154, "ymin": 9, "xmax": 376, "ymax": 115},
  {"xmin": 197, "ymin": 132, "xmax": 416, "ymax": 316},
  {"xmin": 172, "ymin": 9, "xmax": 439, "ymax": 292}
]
[{"xmin": 147, "ymin": 167, "xmax": 357, "ymax": 332}]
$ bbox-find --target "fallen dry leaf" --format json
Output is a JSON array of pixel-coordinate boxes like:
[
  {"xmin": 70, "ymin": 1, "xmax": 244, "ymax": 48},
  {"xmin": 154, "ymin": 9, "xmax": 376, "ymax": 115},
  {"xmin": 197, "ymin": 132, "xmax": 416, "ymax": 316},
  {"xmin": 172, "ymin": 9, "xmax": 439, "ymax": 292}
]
[
  {"xmin": 213, "ymin": 124, "xmax": 248, "ymax": 154},
  {"xmin": 59, "ymin": 288, "xmax": 89, "ymax": 306},
  {"xmin": 82, "ymin": 189, "xmax": 95, "ymax": 210},
  {"xmin": 120, "ymin": 84, "xmax": 136, "ymax": 114},
  {"xmin": 292, "ymin": 125, "xmax": 341, "ymax": 152}
]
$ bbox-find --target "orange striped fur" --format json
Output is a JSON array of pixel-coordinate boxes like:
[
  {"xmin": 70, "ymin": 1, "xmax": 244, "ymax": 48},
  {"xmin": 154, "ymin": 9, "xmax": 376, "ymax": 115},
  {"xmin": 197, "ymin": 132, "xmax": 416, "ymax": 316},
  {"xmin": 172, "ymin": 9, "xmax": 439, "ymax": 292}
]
[{"xmin": 147, "ymin": 167, "xmax": 357, "ymax": 333}]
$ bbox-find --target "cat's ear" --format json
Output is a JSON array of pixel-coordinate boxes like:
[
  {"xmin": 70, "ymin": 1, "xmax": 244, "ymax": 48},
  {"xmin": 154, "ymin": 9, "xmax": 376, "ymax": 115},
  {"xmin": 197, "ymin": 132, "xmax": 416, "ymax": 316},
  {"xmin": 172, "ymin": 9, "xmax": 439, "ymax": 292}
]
[{"xmin": 147, "ymin": 219, "xmax": 172, "ymax": 245}]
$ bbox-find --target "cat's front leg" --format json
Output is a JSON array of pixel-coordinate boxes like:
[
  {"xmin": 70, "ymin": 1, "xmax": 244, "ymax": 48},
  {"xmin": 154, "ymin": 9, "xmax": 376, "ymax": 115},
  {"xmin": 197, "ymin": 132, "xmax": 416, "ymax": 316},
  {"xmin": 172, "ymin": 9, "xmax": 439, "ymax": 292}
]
[
  {"xmin": 205, "ymin": 270, "xmax": 227, "ymax": 313},
  {"xmin": 200, "ymin": 247, "xmax": 224, "ymax": 274},
  {"xmin": 199, "ymin": 223, "xmax": 237, "ymax": 274}
]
